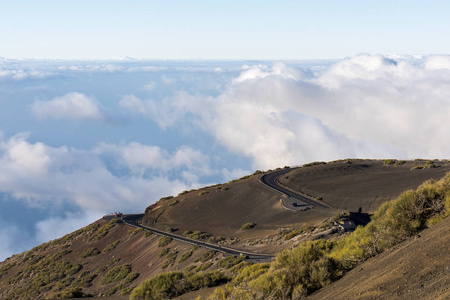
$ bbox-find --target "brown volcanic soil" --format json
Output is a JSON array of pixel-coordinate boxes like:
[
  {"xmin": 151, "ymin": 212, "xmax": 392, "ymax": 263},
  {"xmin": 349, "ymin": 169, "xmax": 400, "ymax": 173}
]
[
  {"xmin": 143, "ymin": 162, "xmax": 450, "ymax": 253},
  {"xmin": 142, "ymin": 174, "xmax": 341, "ymax": 253},
  {"xmin": 308, "ymin": 216, "xmax": 450, "ymax": 300},
  {"xmin": 0, "ymin": 219, "xmax": 229, "ymax": 299},
  {"xmin": 279, "ymin": 160, "xmax": 450, "ymax": 213}
]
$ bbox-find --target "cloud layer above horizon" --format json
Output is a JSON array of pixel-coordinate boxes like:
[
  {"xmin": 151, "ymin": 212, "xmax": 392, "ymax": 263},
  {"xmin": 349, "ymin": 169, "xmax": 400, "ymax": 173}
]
[{"xmin": 1, "ymin": 54, "xmax": 450, "ymax": 261}]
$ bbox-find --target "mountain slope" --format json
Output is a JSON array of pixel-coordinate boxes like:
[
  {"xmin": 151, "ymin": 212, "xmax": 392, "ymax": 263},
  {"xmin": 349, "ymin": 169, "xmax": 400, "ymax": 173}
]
[
  {"xmin": 308, "ymin": 215, "xmax": 450, "ymax": 300},
  {"xmin": 1, "ymin": 159, "xmax": 449, "ymax": 299}
]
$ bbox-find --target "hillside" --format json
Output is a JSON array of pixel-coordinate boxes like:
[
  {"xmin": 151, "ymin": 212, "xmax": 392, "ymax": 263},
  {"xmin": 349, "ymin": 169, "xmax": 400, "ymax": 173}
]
[
  {"xmin": 0, "ymin": 217, "xmax": 233, "ymax": 299},
  {"xmin": 1, "ymin": 159, "xmax": 449, "ymax": 299},
  {"xmin": 308, "ymin": 215, "xmax": 450, "ymax": 300},
  {"xmin": 278, "ymin": 159, "xmax": 450, "ymax": 212},
  {"xmin": 143, "ymin": 159, "xmax": 450, "ymax": 253}
]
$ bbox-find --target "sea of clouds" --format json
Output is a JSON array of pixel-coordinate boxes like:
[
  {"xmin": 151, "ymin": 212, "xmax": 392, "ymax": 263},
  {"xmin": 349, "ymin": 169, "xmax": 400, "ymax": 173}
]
[{"xmin": 1, "ymin": 54, "xmax": 450, "ymax": 260}]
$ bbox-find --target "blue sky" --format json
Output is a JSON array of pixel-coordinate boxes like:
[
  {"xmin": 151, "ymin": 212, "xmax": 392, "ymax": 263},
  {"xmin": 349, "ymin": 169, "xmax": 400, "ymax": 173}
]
[
  {"xmin": 1, "ymin": 1, "xmax": 450, "ymax": 59},
  {"xmin": 1, "ymin": 1, "xmax": 450, "ymax": 261}
]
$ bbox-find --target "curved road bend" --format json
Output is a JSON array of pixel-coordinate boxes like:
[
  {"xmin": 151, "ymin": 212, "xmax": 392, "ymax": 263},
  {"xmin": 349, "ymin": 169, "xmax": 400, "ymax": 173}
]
[
  {"xmin": 259, "ymin": 168, "xmax": 330, "ymax": 209},
  {"xmin": 115, "ymin": 214, "xmax": 274, "ymax": 263}
]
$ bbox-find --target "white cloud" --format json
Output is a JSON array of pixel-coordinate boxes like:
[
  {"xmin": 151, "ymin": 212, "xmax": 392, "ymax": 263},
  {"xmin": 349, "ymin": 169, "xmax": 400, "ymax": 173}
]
[
  {"xmin": 119, "ymin": 94, "xmax": 188, "ymax": 129},
  {"xmin": 138, "ymin": 54, "xmax": 450, "ymax": 169},
  {"xmin": 31, "ymin": 92, "xmax": 104, "ymax": 121},
  {"xmin": 143, "ymin": 81, "xmax": 157, "ymax": 91},
  {"xmin": 0, "ymin": 221, "xmax": 34, "ymax": 262},
  {"xmin": 35, "ymin": 211, "xmax": 104, "ymax": 244},
  {"xmin": 95, "ymin": 142, "xmax": 211, "ymax": 177},
  {"xmin": 0, "ymin": 134, "xmax": 210, "ymax": 212},
  {"xmin": 424, "ymin": 55, "xmax": 450, "ymax": 70},
  {"xmin": 222, "ymin": 168, "xmax": 251, "ymax": 181},
  {"xmin": 0, "ymin": 67, "xmax": 51, "ymax": 80}
]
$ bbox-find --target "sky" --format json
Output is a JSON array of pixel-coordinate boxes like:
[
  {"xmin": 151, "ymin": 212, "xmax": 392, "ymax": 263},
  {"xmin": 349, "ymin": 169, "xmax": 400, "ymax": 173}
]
[
  {"xmin": 1, "ymin": 1, "xmax": 450, "ymax": 59},
  {"xmin": 1, "ymin": 1, "xmax": 450, "ymax": 261}
]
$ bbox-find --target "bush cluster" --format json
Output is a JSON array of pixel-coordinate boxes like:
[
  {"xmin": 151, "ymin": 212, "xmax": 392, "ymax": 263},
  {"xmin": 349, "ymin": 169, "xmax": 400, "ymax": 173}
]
[
  {"xmin": 101, "ymin": 264, "xmax": 133, "ymax": 284},
  {"xmin": 195, "ymin": 262, "xmax": 213, "ymax": 272},
  {"xmin": 218, "ymin": 255, "xmax": 247, "ymax": 269},
  {"xmin": 80, "ymin": 248, "xmax": 100, "ymax": 259},
  {"xmin": 281, "ymin": 228, "xmax": 303, "ymax": 240},
  {"xmin": 130, "ymin": 270, "xmax": 229, "ymax": 300},
  {"xmin": 89, "ymin": 219, "xmax": 119, "ymax": 242},
  {"xmin": 194, "ymin": 250, "xmax": 216, "ymax": 263},
  {"xmin": 303, "ymin": 161, "xmax": 326, "ymax": 167},
  {"xmin": 103, "ymin": 240, "xmax": 120, "ymax": 252},
  {"xmin": 183, "ymin": 230, "xmax": 210, "ymax": 240},
  {"xmin": 128, "ymin": 227, "xmax": 144, "ymax": 238},
  {"xmin": 158, "ymin": 236, "xmax": 173, "ymax": 247},
  {"xmin": 169, "ymin": 199, "xmax": 179, "ymax": 206},
  {"xmin": 240, "ymin": 222, "xmax": 257, "ymax": 230},
  {"xmin": 4, "ymin": 250, "xmax": 82, "ymax": 299},
  {"xmin": 178, "ymin": 250, "xmax": 193, "ymax": 264}
]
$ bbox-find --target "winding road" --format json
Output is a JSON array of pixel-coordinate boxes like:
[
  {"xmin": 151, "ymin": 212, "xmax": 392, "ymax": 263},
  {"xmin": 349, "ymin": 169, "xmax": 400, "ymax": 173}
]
[
  {"xmin": 110, "ymin": 168, "xmax": 330, "ymax": 264},
  {"xmin": 112, "ymin": 214, "xmax": 274, "ymax": 263},
  {"xmin": 259, "ymin": 168, "xmax": 331, "ymax": 209}
]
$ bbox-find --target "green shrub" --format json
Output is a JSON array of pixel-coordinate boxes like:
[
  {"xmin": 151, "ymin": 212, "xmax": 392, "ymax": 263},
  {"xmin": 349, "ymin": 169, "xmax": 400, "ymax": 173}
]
[
  {"xmin": 167, "ymin": 251, "xmax": 178, "ymax": 264},
  {"xmin": 183, "ymin": 230, "xmax": 210, "ymax": 240},
  {"xmin": 103, "ymin": 240, "xmax": 120, "ymax": 252},
  {"xmin": 178, "ymin": 251, "xmax": 193, "ymax": 263},
  {"xmin": 130, "ymin": 271, "xmax": 229, "ymax": 300},
  {"xmin": 218, "ymin": 255, "xmax": 247, "ymax": 269},
  {"xmin": 158, "ymin": 248, "xmax": 170, "ymax": 258},
  {"xmin": 129, "ymin": 227, "xmax": 144, "ymax": 238},
  {"xmin": 199, "ymin": 191, "xmax": 209, "ymax": 196},
  {"xmin": 96, "ymin": 266, "xmax": 107, "ymax": 274},
  {"xmin": 241, "ymin": 222, "xmax": 257, "ymax": 230},
  {"xmin": 89, "ymin": 219, "xmax": 119, "ymax": 242},
  {"xmin": 194, "ymin": 250, "xmax": 216, "ymax": 263},
  {"xmin": 101, "ymin": 264, "xmax": 132, "ymax": 284},
  {"xmin": 232, "ymin": 263, "xmax": 270, "ymax": 283},
  {"xmin": 169, "ymin": 199, "xmax": 179, "ymax": 206},
  {"xmin": 81, "ymin": 248, "xmax": 100, "ymax": 259},
  {"xmin": 52, "ymin": 287, "xmax": 86, "ymax": 299},
  {"xmin": 195, "ymin": 262, "xmax": 213, "ymax": 272},
  {"xmin": 108, "ymin": 258, "xmax": 121, "ymax": 265},
  {"xmin": 249, "ymin": 240, "xmax": 338, "ymax": 298},
  {"xmin": 125, "ymin": 272, "xmax": 139, "ymax": 283},
  {"xmin": 394, "ymin": 160, "xmax": 406, "ymax": 166},
  {"xmin": 72, "ymin": 273, "xmax": 97, "ymax": 288},
  {"xmin": 303, "ymin": 161, "xmax": 326, "ymax": 167},
  {"xmin": 3, "ymin": 251, "xmax": 83, "ymax": 299},
  {"xmin": 185, "ymin": 265, "xmax": 196, "ymax": 272},
  {"xmin": 425, "ymin": 160, "xmax": 436, "ymax": 168},
  {"xmin": 158, "ymin": 236, "xmax": 173, "ymax": 247},
  {"xmin": 384, "ymin": 159, "xmax": 396, "ymax": 165},
  {"xmin": 144, "ymin": 230, "xmax": 153, "ymax": 237},
  {"xmin": 281, "ymin": 228, "xmax": 303, "ymax": 240}
]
